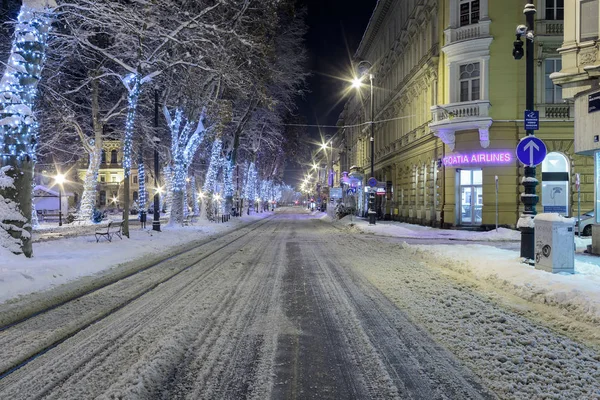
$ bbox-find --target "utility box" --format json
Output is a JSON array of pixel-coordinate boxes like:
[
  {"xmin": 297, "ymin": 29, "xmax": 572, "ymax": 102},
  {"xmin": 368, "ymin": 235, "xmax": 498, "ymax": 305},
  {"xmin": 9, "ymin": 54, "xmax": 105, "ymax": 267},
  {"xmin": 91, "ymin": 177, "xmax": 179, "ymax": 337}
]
[
  {"xmin": 591, "ymin": 225, "xmax": 600, "ymax": 255},
  {"xmin": 534, "ymin": 213, "xmax": 575, "ymax": 274}
]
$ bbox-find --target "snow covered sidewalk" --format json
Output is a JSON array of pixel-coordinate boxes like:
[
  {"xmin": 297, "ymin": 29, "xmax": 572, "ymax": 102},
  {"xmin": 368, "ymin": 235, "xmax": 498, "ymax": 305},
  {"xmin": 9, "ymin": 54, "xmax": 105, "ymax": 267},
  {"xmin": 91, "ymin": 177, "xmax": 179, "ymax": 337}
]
[
  {"xmin": 334, "ymin": 215, "xmax": 600, "ymax": 329},
  {"xmin": 0, "ymin": 213, "xmax": 273, "ymax": 305},
  {"xmin": 335, "ymin": 214, "xmax": 521, "ymax": 241}
]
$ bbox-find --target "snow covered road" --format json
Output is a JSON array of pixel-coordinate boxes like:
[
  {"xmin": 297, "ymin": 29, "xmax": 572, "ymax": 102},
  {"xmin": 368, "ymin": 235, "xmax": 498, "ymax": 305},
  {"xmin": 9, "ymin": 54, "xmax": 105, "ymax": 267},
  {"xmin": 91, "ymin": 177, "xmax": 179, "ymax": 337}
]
[{"xmin": 0, "ymin": 209, "xmax": 598, "ymax": 398}]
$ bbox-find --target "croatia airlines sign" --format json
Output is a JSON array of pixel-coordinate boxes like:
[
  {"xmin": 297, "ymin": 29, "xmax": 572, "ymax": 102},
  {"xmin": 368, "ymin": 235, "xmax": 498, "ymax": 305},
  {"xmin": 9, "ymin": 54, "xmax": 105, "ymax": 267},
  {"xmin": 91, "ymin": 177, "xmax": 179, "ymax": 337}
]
[{"xmin": 443, "ymin": 151, "xmax": 513, "ymax": 167}]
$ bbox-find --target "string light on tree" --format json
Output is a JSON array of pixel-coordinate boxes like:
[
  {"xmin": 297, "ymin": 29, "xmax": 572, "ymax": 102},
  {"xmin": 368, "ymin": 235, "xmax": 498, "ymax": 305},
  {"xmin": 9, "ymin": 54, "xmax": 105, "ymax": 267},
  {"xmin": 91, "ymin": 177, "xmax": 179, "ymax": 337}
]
[
  {"xmin": 137, "ymin": 151, "xmax": 146, "ymax": 217},
  {"xmin": 122, "ymin": 73, "xmax": 141, "ymax": 177},
  {"xmin": 203, "ymin": 138, "xmax": 223, "ymax": 193}
]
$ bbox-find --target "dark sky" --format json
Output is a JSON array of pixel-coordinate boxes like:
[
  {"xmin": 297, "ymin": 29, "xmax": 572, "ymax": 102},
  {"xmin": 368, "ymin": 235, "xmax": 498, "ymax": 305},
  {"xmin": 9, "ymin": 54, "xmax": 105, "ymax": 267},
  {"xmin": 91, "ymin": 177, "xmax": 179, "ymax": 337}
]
[{"xmin": 297, "ymin": 0, "xmax": 378, "ymax": 141}]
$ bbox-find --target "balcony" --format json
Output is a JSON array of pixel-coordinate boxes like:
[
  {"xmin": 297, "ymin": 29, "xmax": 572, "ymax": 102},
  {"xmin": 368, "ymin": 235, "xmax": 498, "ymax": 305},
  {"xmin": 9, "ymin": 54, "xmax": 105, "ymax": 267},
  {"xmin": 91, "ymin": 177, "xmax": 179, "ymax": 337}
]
[
  {"xmin": 444, "ymin": 20, "xmax": 491, "ymax": 46},
  {"xmin": 429, "ymin": 100, "xmax": 493, "ymax": 150},
  {"xmin": 536, "ymin": 20, "xmax": 564, "ymax": 36},
  {"xmin": 536, "ymin": 103, "xmax": 574, "ymax": 119}
]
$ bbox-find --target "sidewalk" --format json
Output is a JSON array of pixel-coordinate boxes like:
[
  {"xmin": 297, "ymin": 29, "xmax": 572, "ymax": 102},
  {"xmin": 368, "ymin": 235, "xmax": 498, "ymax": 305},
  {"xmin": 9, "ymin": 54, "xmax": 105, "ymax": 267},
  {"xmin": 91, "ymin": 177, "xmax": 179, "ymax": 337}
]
[
  {"xmin": 331, "ymin": 214, "xmax": 600, "ymax": 325},
  {"xmin": 0, "ymin": 212, "xmax": 273, "ymax": 305}
]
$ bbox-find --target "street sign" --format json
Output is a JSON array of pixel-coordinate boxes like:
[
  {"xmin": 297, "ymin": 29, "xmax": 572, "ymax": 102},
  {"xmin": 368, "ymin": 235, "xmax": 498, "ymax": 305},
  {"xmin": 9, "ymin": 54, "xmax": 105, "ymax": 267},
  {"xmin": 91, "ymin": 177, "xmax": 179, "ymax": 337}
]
[
  {"xmin": 367, "ymin": 177, "xmax": 377, "ymax": 188},
  {"xmin": 524, "ymin": 110, "xmax": 539, "ymax": 131},
  {"xmin": 516, "ymin": 136, "xmax": 547, "ymax": 166},
  {"xmin": 589, "ymin": 92, "xmax": 600, "ymax": 113}
]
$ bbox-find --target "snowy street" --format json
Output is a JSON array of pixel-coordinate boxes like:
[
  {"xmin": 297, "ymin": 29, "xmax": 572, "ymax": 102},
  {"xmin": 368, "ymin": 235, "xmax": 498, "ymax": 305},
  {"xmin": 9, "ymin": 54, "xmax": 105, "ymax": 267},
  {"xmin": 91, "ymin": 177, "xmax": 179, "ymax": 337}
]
[{"xmin": 1, "ymin": 208, "xmax": 599, "ymax": 398}]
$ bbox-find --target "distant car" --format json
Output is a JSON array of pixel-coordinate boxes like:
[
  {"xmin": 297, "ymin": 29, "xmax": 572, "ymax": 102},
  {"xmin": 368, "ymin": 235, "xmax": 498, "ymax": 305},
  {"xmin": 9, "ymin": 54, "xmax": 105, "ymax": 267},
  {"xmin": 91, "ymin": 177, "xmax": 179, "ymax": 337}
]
[{"xmin": 575, "ymin": 210, "xmax": 594, "ymax": 236}]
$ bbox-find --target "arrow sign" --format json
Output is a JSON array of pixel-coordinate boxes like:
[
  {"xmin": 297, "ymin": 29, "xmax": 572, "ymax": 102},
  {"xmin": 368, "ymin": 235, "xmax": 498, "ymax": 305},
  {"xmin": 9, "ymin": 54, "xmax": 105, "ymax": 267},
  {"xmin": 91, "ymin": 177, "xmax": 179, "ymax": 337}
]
[{"xmin": 516, "ymin": 136, "xmax": 547, "ymax": 166}]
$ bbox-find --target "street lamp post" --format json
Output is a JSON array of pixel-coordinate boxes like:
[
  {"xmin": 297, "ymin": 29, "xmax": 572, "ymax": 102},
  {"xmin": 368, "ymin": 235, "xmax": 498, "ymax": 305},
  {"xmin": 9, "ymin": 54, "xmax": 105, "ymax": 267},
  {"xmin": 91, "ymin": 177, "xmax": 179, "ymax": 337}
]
[
  {"xmin": 54, "ymin": 173, "xmax": 65, "ymax": 227},
  {"xmin": 513, "ymin": 4, "xmax": 537, "ymax": 260},
  {"xmin": 152, "ymin": 88, "xmax": 161, "ymax": 232},
  {"xmin": 352, "ymin": 60, "xmax": 376, "ymax": 225}
]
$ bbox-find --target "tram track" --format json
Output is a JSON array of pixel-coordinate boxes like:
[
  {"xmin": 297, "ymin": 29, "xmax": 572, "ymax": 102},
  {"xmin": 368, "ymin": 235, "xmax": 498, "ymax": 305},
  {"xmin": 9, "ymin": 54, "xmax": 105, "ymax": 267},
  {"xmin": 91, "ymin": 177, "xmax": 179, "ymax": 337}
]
[{"xmin": 0, "ymin": 215, "xmax": 276, "ymax": 381}]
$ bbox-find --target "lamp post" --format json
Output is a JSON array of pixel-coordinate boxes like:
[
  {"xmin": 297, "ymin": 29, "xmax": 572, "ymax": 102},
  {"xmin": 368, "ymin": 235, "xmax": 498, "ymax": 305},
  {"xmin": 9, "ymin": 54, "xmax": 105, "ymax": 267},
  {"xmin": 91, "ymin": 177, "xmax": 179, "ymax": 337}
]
[
  {"xmin": 152, "ymin": 86, "xmax": 161, "ymax": 232},
  {"xmin": 513, "ymin": 4, "xmax": 537, "ymax": 260},
  {"xmin": 152, "ymin": 135, "xmax": 161, "ymax": 232},
  {"xmin": 54, "ymin": 173, "xmax": 65, "ymax": 227},
  {"xmin": 352, "ymin": 60, "xmax": 375, "ymax": 225}
]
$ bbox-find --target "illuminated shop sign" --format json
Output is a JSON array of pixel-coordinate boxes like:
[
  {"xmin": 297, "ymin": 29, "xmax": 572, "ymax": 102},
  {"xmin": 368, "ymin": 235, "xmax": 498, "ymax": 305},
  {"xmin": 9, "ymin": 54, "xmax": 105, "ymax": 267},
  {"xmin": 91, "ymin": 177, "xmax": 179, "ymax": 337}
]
[{"xmin": 443, "ymin": 152, "xmax": 513, "ymax": 167}]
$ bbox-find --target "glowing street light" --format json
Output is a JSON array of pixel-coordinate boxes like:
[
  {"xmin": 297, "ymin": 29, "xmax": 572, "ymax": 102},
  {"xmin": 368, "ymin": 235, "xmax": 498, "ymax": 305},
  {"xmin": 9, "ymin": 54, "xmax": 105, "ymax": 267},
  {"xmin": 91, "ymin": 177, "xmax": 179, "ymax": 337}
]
[{"xmin": 351, "ymin": 76, "xmax": 364, "ymax": 89}]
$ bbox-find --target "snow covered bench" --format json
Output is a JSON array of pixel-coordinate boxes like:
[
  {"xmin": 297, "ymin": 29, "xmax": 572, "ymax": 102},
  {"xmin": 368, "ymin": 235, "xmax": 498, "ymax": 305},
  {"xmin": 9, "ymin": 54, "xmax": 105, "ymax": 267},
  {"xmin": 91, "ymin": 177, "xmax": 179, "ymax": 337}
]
[
  {"xmin": 95, "ymin": 221, "xmax": 124, "ymax": 243},
  {"xmin": 182, "ymin": 215, "xmax": 195, "ymax": 227}
]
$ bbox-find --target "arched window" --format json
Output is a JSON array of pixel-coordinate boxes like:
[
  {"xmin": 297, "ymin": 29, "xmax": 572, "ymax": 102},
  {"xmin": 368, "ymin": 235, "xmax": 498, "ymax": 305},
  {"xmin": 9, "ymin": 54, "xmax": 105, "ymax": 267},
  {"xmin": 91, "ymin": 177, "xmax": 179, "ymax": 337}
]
[
  {"xmin": 110, "ymin": 150, "xmax": 118, "ymax": 164},
  {"xmin": 541, "ymin": 152, "xmax": 570, "ymax": 215}
]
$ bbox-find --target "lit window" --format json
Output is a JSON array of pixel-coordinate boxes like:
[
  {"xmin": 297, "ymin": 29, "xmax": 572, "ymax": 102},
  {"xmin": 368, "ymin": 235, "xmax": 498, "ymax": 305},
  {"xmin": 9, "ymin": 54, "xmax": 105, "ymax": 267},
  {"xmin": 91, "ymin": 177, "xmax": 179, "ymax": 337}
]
[
  {"xmin": 545, "ymin": 59, "xmax": 563, "ymax": 103},
  {"xmin": 459, "ymin": 62, "xmax": 481, "ymax": 102},
  {"xmin": 460, "ymin": 0, "xmax": 480, "ymax": 27}
]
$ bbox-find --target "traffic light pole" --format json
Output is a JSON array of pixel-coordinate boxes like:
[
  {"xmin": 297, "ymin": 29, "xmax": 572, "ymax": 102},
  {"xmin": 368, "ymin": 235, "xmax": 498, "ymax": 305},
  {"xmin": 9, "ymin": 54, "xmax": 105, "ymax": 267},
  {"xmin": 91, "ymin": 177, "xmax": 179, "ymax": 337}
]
[{"xmin": 518, "ymin": 4, "xmax": 538, "ymax": 260}]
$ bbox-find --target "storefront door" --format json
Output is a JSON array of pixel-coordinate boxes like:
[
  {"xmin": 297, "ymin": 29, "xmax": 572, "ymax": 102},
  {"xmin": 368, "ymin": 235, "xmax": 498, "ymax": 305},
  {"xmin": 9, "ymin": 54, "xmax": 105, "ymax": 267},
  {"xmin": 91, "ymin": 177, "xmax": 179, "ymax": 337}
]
[{"xmin": 459, "ymin": 169, "xmax": 483, "ymax": 225}]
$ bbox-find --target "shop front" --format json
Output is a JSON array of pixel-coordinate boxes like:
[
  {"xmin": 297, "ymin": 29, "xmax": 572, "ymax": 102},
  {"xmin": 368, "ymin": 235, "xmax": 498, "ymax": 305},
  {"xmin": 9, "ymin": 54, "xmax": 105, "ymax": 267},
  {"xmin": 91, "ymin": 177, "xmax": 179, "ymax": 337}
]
[{"xmin": 442, "ymin": 148, "xmax": 516, "ymax": 228}]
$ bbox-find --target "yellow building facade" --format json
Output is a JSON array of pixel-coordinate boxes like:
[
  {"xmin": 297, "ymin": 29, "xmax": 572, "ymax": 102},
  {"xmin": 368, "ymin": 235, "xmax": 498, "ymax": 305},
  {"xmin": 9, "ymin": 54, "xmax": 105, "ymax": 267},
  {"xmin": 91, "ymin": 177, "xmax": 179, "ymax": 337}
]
[
  {"xmin": 337, "ymin": 0, "xmax": 589, "ymax": 229},
  {"xmin": 76, "ymin": 141, "xmax": 145, "ymax": 209}
]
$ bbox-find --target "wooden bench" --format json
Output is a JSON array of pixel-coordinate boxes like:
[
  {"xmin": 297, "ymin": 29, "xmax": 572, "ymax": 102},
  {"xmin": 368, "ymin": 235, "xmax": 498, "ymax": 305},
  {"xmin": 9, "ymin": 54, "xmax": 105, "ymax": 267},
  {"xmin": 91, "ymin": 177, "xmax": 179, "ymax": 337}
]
[{"xmin": 95, "ymin": 221, "xmax": 124, "ymax": 242}]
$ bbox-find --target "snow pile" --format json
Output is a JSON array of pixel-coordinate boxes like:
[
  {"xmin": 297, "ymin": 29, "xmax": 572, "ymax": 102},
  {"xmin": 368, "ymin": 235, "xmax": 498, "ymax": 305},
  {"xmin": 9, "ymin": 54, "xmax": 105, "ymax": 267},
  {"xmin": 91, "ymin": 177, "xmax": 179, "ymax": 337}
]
[
  {"xmin": 337, "ymin": 216, "xmax": 520, "ymax": 241},
  {"xmin": 401, "ymin": 243, "xmax": 600, "ymax": 324}
]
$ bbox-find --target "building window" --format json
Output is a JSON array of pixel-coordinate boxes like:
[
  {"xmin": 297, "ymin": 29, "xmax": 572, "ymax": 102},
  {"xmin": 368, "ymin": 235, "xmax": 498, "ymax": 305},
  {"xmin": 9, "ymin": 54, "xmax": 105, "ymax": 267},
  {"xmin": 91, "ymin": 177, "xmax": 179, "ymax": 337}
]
[
  {"xmin": 99, "ymin": 190, "xmax": 106, "ymax": 206},
  {"xmin": 101, "ymin": 150, "xmax": 106, "ymax": 164},
  {"xmin": 546, "ymin": 0, "xmax": 564, "ymax": 20},
  {"xmin": 459, "ymin": 62, "xmax": 481, "ymax": 102},
  {"xmin": 133, "ymin": 175, "xmax": 138, "ymax": 184},
  {"xmin": 460, "ymin": 0, "xmax": 480, "ymax": 27},
  {"xmin": 100, "ymin": 175, "xmax": 106, "ymax": 183},
  {"xmin": 110, "ymin": 149, "xmax": 118, "ymax": 164},
  {"xmin": 111, "ymin": 175, "xmax": 117, "ymax": 183},
  {"xmin": 581, "ymin": 0, "xmax": 599, "ymax": 42},
  {"xmin": 133, "ymin": 191, "xmax": 138, "ymax": 202},
  {"xmin": 545, "ymin": 59, "xmax": 563, "ymax": 103}
]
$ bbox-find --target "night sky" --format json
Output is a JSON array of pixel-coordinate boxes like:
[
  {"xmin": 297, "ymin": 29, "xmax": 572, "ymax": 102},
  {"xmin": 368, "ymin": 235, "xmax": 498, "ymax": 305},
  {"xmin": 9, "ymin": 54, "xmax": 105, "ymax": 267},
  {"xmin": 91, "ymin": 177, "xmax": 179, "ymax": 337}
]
[{"xmin": 297, "ymin": 0, "xmax": 378, "ymax": 141}]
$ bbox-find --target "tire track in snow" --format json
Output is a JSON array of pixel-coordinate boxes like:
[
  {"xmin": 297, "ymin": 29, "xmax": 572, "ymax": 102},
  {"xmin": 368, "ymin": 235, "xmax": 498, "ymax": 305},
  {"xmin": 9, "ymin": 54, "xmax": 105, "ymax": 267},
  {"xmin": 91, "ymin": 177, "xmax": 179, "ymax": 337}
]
[{"xmin": 0, "ymin": 217, "xmax": 283, "ymax": 398}]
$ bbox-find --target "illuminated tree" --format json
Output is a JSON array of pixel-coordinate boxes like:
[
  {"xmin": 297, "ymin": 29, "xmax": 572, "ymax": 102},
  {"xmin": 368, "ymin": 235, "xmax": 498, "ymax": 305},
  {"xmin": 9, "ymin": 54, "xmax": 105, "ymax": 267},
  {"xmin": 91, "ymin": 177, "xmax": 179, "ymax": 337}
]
[{"xmin": 0, "ymin": 0, "xmax": 55, "ymax": 256}]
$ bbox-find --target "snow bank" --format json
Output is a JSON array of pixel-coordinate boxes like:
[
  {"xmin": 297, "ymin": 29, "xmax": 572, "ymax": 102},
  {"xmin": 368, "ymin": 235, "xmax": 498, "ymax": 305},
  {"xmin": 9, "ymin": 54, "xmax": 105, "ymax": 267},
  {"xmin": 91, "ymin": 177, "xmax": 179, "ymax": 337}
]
[
  {"xmin": 0, "ymin": 212, "xmax": 273, "ymax": 304},
  {"xmin": 402, "ymin": 243, "xmax": 600, "ymax": 324},
  {"xmin": 337, "ymin": 216, "xmax": 520, "ymax": 241}
]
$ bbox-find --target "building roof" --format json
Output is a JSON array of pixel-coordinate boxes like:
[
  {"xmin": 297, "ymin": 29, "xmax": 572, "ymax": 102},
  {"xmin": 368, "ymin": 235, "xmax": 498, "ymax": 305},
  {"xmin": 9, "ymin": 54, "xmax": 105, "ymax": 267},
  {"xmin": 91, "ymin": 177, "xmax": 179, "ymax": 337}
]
[{"xmin": 355, "ymin": 0, "xmax": 393, "ymax": 59}]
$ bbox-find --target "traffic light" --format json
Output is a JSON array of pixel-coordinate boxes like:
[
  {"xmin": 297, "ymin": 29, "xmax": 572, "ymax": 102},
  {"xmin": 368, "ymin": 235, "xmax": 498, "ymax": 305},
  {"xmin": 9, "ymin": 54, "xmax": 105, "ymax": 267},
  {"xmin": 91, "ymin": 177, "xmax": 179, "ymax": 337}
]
[{"xmin": 513, "ymin": 36, "xmax": 524, "ymax": 60}]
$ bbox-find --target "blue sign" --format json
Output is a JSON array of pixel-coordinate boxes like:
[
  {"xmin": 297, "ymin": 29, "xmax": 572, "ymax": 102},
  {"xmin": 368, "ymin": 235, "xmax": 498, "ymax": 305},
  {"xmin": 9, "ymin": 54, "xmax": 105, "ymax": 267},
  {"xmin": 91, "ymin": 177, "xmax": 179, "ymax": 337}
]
[
  {"xmin": 367, "ymin": 177, "xmax": 378, "ymax": 188},
  {"xmin": 516, "ymin": 136, "xmax": 547, "ymax": 166},
  {"xmin": 524, "ymin": 110, "xmax": 539, "ymax": 130}
]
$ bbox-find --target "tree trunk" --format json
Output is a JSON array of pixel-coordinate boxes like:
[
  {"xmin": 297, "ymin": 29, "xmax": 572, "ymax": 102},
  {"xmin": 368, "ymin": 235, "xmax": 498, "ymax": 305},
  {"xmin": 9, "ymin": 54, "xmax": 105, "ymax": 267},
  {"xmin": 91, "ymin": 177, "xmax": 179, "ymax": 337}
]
[
  {"xmin": 122, "ymin": 177, "xmax": 130, "ymax": 237},
  {"xmin": 169, "ymin": 190, "xmax": 184, "ymax": 226},
  {"xmin": 0, "ymin": 159, "xmax": 33, "ymax": 256},
  {"xmin": 76, "ymin": 146, "xmax": 101, "ymax": 222},
  {"xmin": 0, "ymin": 1, "xmax": 54, "ymax": 256}
]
